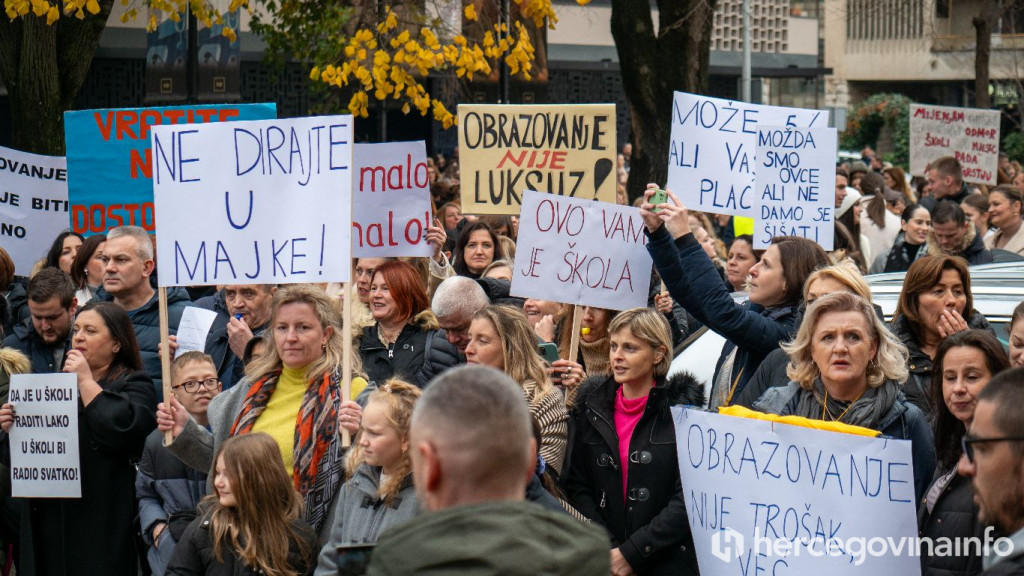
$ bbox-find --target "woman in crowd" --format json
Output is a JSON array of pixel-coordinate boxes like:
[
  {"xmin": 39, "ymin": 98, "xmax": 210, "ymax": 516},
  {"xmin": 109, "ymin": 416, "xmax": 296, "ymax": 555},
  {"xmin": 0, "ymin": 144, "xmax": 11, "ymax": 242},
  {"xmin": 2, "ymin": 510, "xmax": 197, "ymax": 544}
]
[
  {"xmin": 438, "ymin": 202, "xmax": 462, "ymax": 233},
  {"xmin": 339, "ymin": 257, "xmax": 394, "ymax": 336},
  {"xmin": 160, "ymin": 285, "xmax": 366, "ymax": 540},
  {"xmin": 481, "ymin": 259, "xmax": 513, "ymax": 282},
  {"xmin": 166, "ymin": 433, "xmax": 318, "ymax": 576},
  {"xmin": 832, "ymin": 221, "xmax": 869, "ymax": 273},
  {"xmin": 465, "ymin": 305, "xmax": 568, "ymax": 474},
  {"xmin": 858, "ymin": 172, "xmax": 900, "ymax": 262},
  {"xmin": 70, "ymin": 234, "xmax": 106, "ymax": 306},
  {"xmin": 889, "ymin": 255, "xmax": 992, "ymax": 416},
  {"xmin": 43, "ymin": 230, "xmax": 84, "ymax": 275},
  {"xmin": 875, "ymin": 203, "xmax": 932, "ymax": 273},
  {"xmin": 358, "ymin": 261, "xmax": 458, "ymax": 388},
  {"xmin": 753, "ymin": 292, "xmax": 935, "ymax": 502},
  {"xmin": 1011, "ymin": 301, "xmax": 1024, "ymax": 369},
  {"xmin": 1, "ymin": 301, "xmax": 157, "ymax": 575},
  {"xmin": 919, "ymin": 329, "xmax": 1009, "ymax": 576},
  {"xmin": 642, "ymin": 186, "xmax": 830, "ymax": 411},
  {"xmin": 836, "ymin": 187, "xmax": 873, "ymax": 265},
  {"xmin": 524, "ymin": 298, "xmax": 565, "ymax": 342},
  {"xmin": 693, "ymin": 225, "xmax": 728, "ymax": 282},
  {"xmin": 0, "ymin": 246, "xmax": 19, "ymax": 337},
  {"xmin": 314, "ymin": 380, "xmax": 421, "ymax": 574},
  {"xmin": 724, "ymin": 234, "xmax": 763, "ymax": 292},
  {"xmin": 566, "ymin": 308, "xmax": 703, "ymax": 576},
  {"xmin": 740, "ymin": 262, "xmax": 873, "ymax": 408},
  {"xmin": 984, "ymin": 185, "xmax": 1024, "ymax": 255},
  {"xmin": 884, "ymin": 165, "xmax": 916, "ymax": 203},
  {"xmin": 550, "ymin": 306, "xmax": 616, "ymax": 405},
  {"xmin": 452, "ymin": 221, "xmax": 505, "ymax": 278},
  {"xmin": 962, "ymin": 193, "xmax": 991, "ymax": 240}
]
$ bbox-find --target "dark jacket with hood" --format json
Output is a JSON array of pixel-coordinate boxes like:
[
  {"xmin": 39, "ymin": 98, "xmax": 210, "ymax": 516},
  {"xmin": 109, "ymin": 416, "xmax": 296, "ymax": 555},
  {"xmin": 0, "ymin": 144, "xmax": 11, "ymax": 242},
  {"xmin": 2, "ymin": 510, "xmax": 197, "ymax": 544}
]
[
  {"xmin": 359, "ymin": 310, "xmax": 459, "ymax": 388},
  {"xmin": 646, "ymin": 226, "xmax": 798, "ymax": 406},
  {"xmin": 924, "ymin": 223, "xmax": 993, "ymax": 266},
  {"xmin": 3, "ymin": 317, "xmax": 72, "ymax": 375},
  {"xmin": 918, "ymin": 468, "xmax": 985, "ymax": 576},
  {"xmin": 565, "ymin": 371, "xmax": 705, "ymax": 576},
  {"xmin": 888, "ymin": 311, "xmax": 993, "ymax": 418}
]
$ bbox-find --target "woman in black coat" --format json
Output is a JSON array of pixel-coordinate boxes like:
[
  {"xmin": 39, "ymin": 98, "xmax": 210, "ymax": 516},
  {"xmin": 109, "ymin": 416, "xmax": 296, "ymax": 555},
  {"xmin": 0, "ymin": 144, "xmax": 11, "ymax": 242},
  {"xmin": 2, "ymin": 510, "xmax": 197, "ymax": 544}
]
[
  {"xmin": 0, "ymin": 301, "xmax": 157, "ymax": 576},
  {"xmin": 565, "ymin": 308, "xmax": 704, "ymax": 576}
]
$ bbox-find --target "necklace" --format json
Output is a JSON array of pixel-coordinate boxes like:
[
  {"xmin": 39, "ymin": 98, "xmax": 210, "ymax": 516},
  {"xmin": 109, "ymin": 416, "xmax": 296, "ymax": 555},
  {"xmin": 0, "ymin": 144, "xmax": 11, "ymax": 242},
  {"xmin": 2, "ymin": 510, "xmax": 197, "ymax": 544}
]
[
  {"xmin": 820, "ymin": 386, "xmax": 868, "ymax": 423},
  {"xmin": 378, "ymin": 323, "xmax": 403, "ymax": 343}
]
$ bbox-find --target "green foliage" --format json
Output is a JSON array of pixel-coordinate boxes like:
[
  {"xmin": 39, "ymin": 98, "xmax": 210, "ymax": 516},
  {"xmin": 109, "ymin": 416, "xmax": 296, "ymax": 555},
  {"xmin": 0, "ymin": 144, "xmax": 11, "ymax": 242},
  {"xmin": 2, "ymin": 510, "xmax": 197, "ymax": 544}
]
[
  {"xmin": 1002, "ymin": 131, "xmax": 1024, "ymax": 164},
  {"xmin": 840, "ymin": 93, "xmax": 911, "ymax": 167}
]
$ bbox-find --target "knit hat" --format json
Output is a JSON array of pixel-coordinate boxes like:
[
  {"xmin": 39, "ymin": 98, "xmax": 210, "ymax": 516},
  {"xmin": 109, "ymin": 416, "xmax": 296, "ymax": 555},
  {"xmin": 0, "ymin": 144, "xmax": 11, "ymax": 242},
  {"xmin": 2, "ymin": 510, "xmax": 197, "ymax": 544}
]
[
  {"xmin": 849, "ymin": 161, "xmax": 869, "ymax": 176},
  {"xmin": 836, "ymin": 187, "xmax": 862, "ymax": 219}
]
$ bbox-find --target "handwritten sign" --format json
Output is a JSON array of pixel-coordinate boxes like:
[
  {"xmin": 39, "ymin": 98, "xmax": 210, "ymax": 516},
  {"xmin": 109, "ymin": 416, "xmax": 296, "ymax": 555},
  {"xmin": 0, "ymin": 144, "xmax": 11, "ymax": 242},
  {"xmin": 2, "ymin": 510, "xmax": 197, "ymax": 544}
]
[
  {"xmin": 64, "ymin": 104, "xmax": 276, "ymax": 235},
  {"xmin": 909, "ymin": 104, "xmax": 1000, "ymax": 185},
  {"xmin": 151, "ymin": 115, "xmax": 353, "ymax": 286},
  {"xmin": 352, "ymin": 141, "xmax": 433, "ymax": 258},
  {"xmin": 0, "ymin": 146, "xmax": 70, "ymax": 276},
  {"xmin": 510, "ymin": 190, "xmax": 651, "ymax": 310},
  {"xmin": 672, "ymin": 408, "xmax": 918, "ymax": 576},
  {"xmin": 457, "ymin": 104, "xmax": 616, "ymax": 214},
  {"xmin": 667, "ymin": 92, "xmax": 829, "ymax": 218},
  {"xmin": 8, "ymin": 374, "xmax": 81, "ymax": 498},
  {"xmin": 754, "ymin": 127, "xmax": 836, "ymax": 250}
]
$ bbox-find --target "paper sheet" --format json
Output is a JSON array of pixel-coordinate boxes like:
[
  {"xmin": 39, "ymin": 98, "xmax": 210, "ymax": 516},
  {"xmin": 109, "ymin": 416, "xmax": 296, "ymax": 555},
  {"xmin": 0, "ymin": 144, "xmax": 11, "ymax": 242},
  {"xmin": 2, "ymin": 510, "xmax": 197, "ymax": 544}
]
[{"xmin": 175, "ymin": 306, "xmax": 218, "ymax": 354}]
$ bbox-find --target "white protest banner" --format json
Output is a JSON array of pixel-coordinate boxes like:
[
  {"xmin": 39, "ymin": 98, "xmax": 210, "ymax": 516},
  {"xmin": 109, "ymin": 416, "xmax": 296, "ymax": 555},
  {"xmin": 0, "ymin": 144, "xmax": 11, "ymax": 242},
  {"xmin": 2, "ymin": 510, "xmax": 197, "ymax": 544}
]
[
  {"xmin": 458, "ymin": 104, "xmax": 617, "ymax": 214},
  {"xmin": 152, "ymin": 116, "xmax": 353, "ymax": 286},
  {"xmin": 0, "ymin": 146, "xmax": 70, "ymax": 276},
  {"xmin": 754, "ymin": 126, "xmax": 837, "ymax": 250},
  {"xmin": 9, "ymin": 374, "xmax": 81, "ymax": 498},
  {"xmin": 510, "ymin": 190, "xmax": 651, "ymax": 310},
  {"xmin": 667, "ymin": 92, "xmax": 829, "ymax": 218},
  {"xmin": 672, "ymin": 407, "xmax": 920, "ymax": 576},
  {"xmin": 352, "ymin": 141, "xmax": 433, "ymax": 258},
  {"xmin": 909, "ymin": 104, "xmax": 1000, "ymax": 184}
]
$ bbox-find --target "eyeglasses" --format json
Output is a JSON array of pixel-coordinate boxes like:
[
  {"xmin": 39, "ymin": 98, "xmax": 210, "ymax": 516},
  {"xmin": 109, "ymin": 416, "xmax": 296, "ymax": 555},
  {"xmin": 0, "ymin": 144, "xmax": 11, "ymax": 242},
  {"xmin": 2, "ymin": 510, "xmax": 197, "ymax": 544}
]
[
  {"xmin": 173, "ymin": 378, "xmax": 220, "ymax": 394},
  {"xmin": 961, "ymin": 434, "xmax": 1024, "ymax": 463}
]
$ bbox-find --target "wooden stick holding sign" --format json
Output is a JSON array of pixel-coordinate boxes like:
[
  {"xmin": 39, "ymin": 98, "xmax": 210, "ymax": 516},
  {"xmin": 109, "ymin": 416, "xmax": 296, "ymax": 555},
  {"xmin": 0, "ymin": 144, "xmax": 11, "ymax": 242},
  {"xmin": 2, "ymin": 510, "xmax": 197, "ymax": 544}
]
[
  {"xmin": 566, "ymin": 305, "xmax": 583, "ymax": 363},
  {"xmin": 158, "ymin": 287, "xmax": 173, "ymax": 445},
  {"xmin": 341, "ymin": 280, "xmax": 353, "ymax": 448}
]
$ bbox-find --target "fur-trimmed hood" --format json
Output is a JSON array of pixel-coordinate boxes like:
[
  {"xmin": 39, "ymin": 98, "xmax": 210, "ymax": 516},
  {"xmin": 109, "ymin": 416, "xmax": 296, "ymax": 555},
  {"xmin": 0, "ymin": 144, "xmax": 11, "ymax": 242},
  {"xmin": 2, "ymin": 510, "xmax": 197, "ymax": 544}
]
[
  {"xmin": 925, "ymin": 221, "xmax": 981, "ymax": 258},
  {"xmin": 572, "ymin": 370, "xmax": 705, "ymax": 413},
  {"xmin": 0, "ymin": 347, "xmax": 30, "ymax": 377}
]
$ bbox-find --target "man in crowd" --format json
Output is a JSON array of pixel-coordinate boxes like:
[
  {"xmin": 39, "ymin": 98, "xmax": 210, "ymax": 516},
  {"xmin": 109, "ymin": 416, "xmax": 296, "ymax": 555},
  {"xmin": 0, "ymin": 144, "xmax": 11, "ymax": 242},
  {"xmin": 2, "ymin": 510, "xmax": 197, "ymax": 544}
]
[
  {"xmin": 3, "ymin": 268, "xmax": 75, "ymax": 374},
  {"xmin": 98, "ymin": 225, "xmax": 189, "ymax": 388},
  {"xmin": 958, "ymin": 367, "xmax": 1024, "ymax": 574},
  {"xmin": 928, "ymin": 201, "xmax": 993, "ymax": 265},
  {"xmin": 836, "ymin": 170, "xmax": 849, "ymax": 208},
  {"xmin": 432, "ymin": 276, "xmax": 491, "ymax": 358},
  {"xmin": 193, "ymin": 284, "xmax": 276, "ymax": 388},
  {"xmin": 368, "ymin": 365, "xmax": 609, "ymax": 575},
  {"xmin": 922, "ymin": 156, "xmax": 971, "ymax": 211}
]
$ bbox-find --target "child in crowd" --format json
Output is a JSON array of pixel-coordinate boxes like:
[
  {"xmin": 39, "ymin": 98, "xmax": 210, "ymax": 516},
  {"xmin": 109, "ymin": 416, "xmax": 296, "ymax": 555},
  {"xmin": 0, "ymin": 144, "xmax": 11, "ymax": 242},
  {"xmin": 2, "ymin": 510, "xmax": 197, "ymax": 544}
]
[
  {"xmin": 137, "ymin": 351, "xmax": 223, "ymax": 576},
  {"xmin": 166, "ymin": 433, "xmax": 318, "ymax": 576},
  {"xmin": 314, "ymin": 380, "xmax": 421, "ymax": 575}
]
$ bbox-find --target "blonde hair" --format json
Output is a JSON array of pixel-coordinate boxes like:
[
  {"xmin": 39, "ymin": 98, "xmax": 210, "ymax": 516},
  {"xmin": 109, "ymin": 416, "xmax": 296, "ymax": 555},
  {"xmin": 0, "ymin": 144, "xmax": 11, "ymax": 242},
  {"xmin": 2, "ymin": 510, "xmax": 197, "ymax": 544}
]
[
  {"xmin": 803, "ymin": 261, "xmax": 871, "ymax": 302},
  {"xmin": 245, "ymin": 284, "xmax": 363, "ymax": 383},
  {"xmin": 607, "ymin": 308, "xmax": 672, "ymax": 377},
  {"xmin": 782, "ymin": 292, "xmax": 908, "ymax": 389},
  {"xmin": 346, "ymin": 379, "xmax": 421, "ymax": 505},
  {"xmin": 473, "ymin": 305, "xmax": 556, "ymax": 403}
]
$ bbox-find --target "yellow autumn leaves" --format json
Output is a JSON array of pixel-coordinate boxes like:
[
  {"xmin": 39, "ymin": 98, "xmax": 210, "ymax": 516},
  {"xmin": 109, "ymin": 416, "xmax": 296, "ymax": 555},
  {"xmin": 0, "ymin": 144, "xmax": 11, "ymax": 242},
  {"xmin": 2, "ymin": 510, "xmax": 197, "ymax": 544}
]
[{"xmin": 5, "ymin": 0, "xmax": 101, "ymax": 22}]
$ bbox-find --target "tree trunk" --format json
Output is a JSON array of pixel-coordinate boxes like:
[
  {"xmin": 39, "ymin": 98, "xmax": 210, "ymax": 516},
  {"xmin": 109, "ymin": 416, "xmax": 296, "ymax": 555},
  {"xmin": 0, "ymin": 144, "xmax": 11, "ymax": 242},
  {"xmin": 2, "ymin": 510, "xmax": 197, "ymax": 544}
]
[
  {"xmin": 611, "ymin": 0, "xmax": 716, "ymax": 203},
  {"xmin": 973, "ymin": 1, "xmax": 1000, "ymax": 109}
]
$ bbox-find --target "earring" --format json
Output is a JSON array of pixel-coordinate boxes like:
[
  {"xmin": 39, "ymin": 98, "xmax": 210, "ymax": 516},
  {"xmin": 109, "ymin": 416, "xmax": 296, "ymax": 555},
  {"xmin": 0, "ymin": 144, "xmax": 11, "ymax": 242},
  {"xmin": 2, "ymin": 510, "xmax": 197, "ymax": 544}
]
[{"xmin": 322, "ymin": 343, "xmax": 327, "ymax": 351}]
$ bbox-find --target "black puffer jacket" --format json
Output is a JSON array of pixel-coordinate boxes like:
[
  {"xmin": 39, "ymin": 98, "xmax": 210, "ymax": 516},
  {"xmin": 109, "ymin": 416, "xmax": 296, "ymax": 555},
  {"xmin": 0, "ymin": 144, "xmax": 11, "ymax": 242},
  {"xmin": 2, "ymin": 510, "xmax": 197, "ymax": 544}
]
[
  {"xmin": 918, "ymin": 469, "xmax": 984, "ymax": 576},
  {"xmin": 359, "ymin": 310, "xmax": 459, "ymax": 388},
  {"xmin": 565, "ymin": 372, "xmax": 704, "ymax": 576},
  {"xmin": 166, "ymin": 513, "xmax": 317, "ymax": 576}
]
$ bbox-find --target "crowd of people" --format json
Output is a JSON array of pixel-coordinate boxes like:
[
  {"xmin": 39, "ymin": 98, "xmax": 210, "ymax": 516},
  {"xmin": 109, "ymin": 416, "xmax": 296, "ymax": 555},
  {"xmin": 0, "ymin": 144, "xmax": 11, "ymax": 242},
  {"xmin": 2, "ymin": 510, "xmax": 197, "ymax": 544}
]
[{"xmin": 0, "ymin": 146, "xmax": 1022, "ymax": 576}]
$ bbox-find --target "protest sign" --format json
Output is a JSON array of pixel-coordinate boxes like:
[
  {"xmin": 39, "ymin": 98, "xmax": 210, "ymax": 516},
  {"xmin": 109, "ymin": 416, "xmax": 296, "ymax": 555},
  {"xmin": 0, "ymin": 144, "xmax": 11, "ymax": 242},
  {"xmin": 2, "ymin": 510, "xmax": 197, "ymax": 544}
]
[
  {"xmin": 0, "ymin": 146, "xmax": 70, "ymax": 275},
  {"xmin": 352, "ymin": 141, "xmax": 433, "ymax": 258},
  {"xmin": 667, "ymin": 92, "xmax": 829, "ymax": 218},
  {"xmin": 8, "ymin": 374, "xmax": 81, "ymax": 498},
  {"xmin": 510, "ymin": 190, "xmax": 651, "ymax": 310},
  {"xmin": 65, "ymin": 103, "xmax": 276, "ymax": 235},
  {"xmin": 457, "ymin": 104, "xmax": 616, "ymax": 214},
  {"xmin": 754, "ymin": 126, "xmax": 836, "ymax": 250},
  {"xmin": 909, "ymin": 104, "xmax": 1000, "ymax": 184},
  {"xmin": 672, "ymin": 407, "xmax": 920, "ymax": 576},
  {"xmin": 151, "ymin": 115, "xmax": 353, "ymax": 286}
]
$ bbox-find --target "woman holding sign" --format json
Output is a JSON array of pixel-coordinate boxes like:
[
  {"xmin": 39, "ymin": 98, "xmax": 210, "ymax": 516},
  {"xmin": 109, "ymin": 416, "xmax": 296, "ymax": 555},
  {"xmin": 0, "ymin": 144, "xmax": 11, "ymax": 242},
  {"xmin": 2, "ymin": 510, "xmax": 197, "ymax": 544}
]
[
  {"xmin": 0, "ymin": 300, "xmax": 157, "ymax": 576},
  {"xmin": 641, "ymin": 186, "xmax": 830, "ymax": 412},
  {"xmin": 159, "ymin": 285, "xmax": 366, "ymax": 541},
  {"xmin": 753, "ymin": 292, "xmax": 935, "ymax": 502}
]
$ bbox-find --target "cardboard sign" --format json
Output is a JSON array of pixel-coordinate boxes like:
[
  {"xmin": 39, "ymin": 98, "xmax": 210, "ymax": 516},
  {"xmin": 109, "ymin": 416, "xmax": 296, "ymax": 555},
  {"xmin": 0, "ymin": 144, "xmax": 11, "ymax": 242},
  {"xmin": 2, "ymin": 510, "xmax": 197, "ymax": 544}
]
[
  {"xmin": 667, "ymin": 93, "xmax": 829, "ymax": 218},
  {"xmin": 8, "ymin": 374, "xmax": 81, "ymax": 498},
  {"xmin": 754, "ymin": 126, "xmax": 837, "ymax": 250},
  {"xmin": 0, "ymin": 146, "xmax": 71, "ymax": 276},
  {"xmin": 510, "ymin": 190, "xmax": 652, "ymax": 310},
  {"xmin": 457, "ymin": 104, "xmax": 616, "ymax": 214},
  {"xmin": 151, "ymin": 115, "xmax": 353, "ymax": 286},
  {"xmin": 65, "ymin": 103, "xmax": 276, "ymax": 235},
  {"xmin": 909, "ymin": 104, "xmax": 1000, "ymax": 185},
  {"xmin": 672, "ymin": 408, "xmax": 919, "ymax": 576},
  {"xmin": 352, "ymin": 141, "xmax": 433, "ymax": 258}
]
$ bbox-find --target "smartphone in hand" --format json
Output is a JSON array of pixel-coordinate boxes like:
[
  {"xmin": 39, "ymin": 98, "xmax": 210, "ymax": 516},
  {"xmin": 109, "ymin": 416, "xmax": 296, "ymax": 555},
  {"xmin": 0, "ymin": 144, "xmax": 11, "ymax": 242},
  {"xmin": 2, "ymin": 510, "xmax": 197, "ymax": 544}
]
[{"xmin": 649, "ymin": 189, "xmax": 668, "ymax": 213}]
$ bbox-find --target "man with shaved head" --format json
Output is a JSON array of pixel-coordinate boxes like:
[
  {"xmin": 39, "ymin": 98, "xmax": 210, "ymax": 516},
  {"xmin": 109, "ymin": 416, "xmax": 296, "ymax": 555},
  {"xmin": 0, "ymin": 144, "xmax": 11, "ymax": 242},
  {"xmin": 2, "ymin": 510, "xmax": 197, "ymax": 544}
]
[{"xmin": 367, "ymin": 365, "xmax": 608, "ymax": 575}]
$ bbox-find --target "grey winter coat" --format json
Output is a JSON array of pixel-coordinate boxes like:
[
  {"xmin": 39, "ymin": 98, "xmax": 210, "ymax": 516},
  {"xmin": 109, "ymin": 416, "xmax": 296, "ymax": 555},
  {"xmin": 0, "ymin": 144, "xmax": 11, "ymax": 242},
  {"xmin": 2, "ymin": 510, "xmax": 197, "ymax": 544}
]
[{"xmin": 313, "ymin": 464, "xmax": 418, "ymax": 576}]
